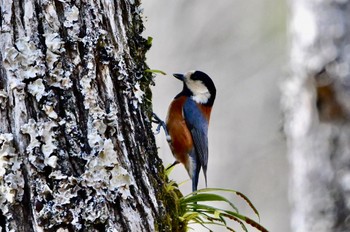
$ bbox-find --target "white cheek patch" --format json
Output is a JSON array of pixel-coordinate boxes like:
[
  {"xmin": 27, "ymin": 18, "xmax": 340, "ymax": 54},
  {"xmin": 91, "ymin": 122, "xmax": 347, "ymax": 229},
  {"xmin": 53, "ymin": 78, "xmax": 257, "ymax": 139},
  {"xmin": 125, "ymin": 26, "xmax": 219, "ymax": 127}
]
[
  {"xmin": 192, "ymin": 92, "xmax": 211, "ymax": 104},
  {"xmin": 186, "ymin": 79, "xmax": 211, "ymax": 104},
  {"xmin": 185, "ymin": 70, "xmax": 195, "ymax": 79}
]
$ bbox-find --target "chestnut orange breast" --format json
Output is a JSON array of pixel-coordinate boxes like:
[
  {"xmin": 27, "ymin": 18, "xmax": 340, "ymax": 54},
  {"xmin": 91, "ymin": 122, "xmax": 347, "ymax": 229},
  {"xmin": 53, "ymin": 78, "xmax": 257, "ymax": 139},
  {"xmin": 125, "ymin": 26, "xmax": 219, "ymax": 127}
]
[{"xmin": 166, "ymin": 96, "xmax": 194, "ymax": 164}]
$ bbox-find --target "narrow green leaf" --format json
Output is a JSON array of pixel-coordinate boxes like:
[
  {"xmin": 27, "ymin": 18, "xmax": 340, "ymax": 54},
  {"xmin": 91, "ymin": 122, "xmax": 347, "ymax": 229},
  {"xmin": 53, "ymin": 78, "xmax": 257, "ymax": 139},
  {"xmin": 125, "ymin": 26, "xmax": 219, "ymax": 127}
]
[
  {"xmin": 177, "ymin": 179, "xmax": 190, "ymax": 187},
  {"xmin": 235, "ymin": 191, "xmax": 260, "ymax": 221},
  {"xmin": 220, "ymin": 210, "xmax": 268, "ymax": 232},
  {"xmin": 188, "ymin": 219, "xmax": 237, "ymax": 232},
  {"xmin": 188, "ymin": 203, "xmax": 265, "ymax": 232},
  {"xmin": 180, "ymin": 192, "xmax": 239, "ymax": 213},
  {"xmin": 244, "ymin": 217, "xmax": 269, "ymax": 232},
  {"xmin": 213, "ymin": 210, "xmax": 221, "ymax": 219},
  {"xmin": 178, "ymin": 187, "xmax": 267, "ymax": 231},
  {"xmin": 186, "ymin": 204, "xmax": 246, "ymax": 230},
  {"xmin": 145, "ymin": 69, "xmax": 167, "ymax": 75},
  {"xmin": 189, "ymin": 218, "xmax": 213, "ymax": 231},
  {"xmin": 192, "ymin": 187, "xmax": 261, "ymax": 221}
]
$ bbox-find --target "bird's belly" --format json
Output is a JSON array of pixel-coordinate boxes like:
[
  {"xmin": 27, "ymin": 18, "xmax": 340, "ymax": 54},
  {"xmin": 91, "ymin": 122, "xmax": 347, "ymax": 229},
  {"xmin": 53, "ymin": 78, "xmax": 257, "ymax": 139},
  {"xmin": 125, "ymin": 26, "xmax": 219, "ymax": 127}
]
[
  {"xmin": 166, "ymin": 98, "xmax": 194, "ymax": 164},
  {"xmin": 168, "ymin": 120, "xmax": 193, "ymax": 161}
]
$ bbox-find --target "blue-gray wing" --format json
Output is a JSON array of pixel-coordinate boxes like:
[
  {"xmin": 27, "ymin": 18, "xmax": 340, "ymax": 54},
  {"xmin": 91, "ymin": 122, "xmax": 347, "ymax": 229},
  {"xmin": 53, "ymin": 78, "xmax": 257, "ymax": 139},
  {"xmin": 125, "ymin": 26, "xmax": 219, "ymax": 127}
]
[{"xmin": 183, "ymin": 98, "xmax": 209, "ymax": 191}]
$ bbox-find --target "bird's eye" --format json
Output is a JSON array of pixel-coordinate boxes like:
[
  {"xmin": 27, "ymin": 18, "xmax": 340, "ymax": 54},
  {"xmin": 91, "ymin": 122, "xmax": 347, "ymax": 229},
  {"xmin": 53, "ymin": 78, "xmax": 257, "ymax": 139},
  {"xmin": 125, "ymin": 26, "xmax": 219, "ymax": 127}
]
[{"xmin": 191, "ymin": 73, "xmax": 199, "ymax": 81}]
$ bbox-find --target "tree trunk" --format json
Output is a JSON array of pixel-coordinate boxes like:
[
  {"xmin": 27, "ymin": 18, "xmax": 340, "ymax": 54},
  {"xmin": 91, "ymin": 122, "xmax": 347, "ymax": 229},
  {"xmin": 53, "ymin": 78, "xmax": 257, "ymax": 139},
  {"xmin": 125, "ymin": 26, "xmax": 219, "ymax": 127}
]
[
  {"xmin": 0, "ymin": 1, "xmax": 180, "ymax": 231},
  {"xmin": 285, "ymin": 1, "xmax": 350, "ymax": 232}
]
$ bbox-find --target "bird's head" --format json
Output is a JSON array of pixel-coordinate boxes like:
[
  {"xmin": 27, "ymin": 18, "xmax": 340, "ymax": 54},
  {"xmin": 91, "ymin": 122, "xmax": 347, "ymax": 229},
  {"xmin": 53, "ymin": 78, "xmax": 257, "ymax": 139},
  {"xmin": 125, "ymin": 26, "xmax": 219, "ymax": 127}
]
[{"xmin": 173, "ymin": 70, "xmax": 216, "ymax": 106}]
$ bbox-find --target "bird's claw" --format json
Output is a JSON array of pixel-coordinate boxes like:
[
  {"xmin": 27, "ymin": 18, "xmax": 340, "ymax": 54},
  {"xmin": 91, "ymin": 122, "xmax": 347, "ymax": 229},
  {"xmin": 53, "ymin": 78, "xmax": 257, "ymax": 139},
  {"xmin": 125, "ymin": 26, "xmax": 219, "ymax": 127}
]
[
  {"xmin": 154, "ymin": 123, "xmax": 162, "ymax": 135},
  {"xmin": 152, "ymin": 113, "xmax": 171, "ymax": 142}
]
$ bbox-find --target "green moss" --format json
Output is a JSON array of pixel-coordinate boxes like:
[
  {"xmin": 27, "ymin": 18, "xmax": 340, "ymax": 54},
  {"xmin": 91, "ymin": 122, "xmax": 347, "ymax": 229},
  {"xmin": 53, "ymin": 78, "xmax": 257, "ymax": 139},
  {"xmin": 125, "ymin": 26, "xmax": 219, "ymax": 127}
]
[
  {"xmin": 126, "ymin": 2, "xmax": 186, "ymax": 231},
  {"xmin": 156, "ymin": 168, "xmax": 187, "ymax": 232},
  {"xmin": 121, "ymin": 0, "xmax": 153, "ymax": 117}
]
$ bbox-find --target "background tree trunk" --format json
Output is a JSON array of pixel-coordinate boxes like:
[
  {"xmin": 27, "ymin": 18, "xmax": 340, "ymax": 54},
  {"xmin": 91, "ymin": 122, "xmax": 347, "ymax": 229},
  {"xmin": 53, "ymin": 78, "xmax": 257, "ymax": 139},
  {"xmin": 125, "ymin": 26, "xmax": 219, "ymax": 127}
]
[
  {"xmin": 0, "ymin": 1, "xmax": 179, "ymax": 231},
  {"xmin": 285, "ymin": 1, "xmax": 350, "ymax": 231}
]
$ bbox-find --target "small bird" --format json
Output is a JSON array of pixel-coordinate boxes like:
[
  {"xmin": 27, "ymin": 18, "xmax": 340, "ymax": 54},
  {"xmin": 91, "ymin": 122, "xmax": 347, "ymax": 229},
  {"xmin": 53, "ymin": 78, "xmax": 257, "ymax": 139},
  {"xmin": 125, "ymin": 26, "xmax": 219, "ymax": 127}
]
[{"xmin": 166, "ymin": 70, "xmax": 216, "ymax": 191}]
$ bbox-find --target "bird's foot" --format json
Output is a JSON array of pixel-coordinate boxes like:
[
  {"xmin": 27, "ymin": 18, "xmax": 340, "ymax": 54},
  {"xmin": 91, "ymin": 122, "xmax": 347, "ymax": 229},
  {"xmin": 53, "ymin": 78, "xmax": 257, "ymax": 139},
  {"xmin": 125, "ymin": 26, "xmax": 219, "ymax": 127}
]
[{"xmin": 152, "ymin": 113, "xmax": 171, "ymax": 142}]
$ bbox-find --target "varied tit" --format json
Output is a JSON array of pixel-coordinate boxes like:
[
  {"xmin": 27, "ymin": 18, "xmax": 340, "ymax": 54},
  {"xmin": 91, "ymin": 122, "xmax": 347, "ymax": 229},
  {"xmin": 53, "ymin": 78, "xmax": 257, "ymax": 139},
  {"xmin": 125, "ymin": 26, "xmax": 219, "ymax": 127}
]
[{"xmin": 166, "ymin": 70, "xmax": 216, "ymax": 192}]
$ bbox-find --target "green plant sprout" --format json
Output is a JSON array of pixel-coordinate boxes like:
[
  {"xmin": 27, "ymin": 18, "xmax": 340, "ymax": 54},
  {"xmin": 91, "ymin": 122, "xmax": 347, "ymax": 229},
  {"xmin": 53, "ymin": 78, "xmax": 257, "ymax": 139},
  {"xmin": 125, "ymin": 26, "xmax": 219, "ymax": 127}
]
[
  {"xmin": 165, "ymin": 164, "xmax": 268, "ymax": 232},
  {"xmin": 145, "ymin": 69, "xmax": 167, "ymax": 75}
]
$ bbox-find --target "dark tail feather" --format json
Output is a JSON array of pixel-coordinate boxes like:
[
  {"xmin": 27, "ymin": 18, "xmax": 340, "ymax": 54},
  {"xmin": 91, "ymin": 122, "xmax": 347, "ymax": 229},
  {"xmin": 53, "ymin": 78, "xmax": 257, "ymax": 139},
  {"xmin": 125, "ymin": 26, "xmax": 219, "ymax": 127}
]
[
  {"xmin": 203, "ymin": 166, "xmax": 208, "ymax": 188},
  {"xmin": 192, "ymin": 163, "xmax": 201, "ymax": 192}
]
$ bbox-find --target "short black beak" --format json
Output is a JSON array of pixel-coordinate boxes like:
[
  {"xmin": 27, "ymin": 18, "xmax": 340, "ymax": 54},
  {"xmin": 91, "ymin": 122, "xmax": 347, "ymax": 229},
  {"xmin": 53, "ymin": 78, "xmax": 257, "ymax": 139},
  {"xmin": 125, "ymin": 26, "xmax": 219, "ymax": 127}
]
[{"xmin": 173, "ymin": 73, "xmax": 185, "ymax": 81}]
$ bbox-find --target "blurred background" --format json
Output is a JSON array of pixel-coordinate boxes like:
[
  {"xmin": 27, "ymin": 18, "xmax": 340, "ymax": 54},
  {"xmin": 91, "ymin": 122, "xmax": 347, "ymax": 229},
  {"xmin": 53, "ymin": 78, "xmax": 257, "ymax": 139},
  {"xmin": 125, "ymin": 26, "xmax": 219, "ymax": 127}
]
[{"xmin": 142, "ymin": 0, "xmax": 289, "ymax": 231}]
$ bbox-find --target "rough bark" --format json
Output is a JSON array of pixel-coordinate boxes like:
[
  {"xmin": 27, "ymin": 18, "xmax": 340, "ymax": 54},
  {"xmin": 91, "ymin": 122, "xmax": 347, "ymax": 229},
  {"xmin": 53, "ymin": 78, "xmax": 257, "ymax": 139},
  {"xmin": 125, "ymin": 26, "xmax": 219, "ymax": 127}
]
[
  {"xmin": 284, "ymin": 1, "xmax": 350, "ymax": 232},
  {"xmin": 0, "ymin": 1, "xmax": 180, "ymax": 231}
]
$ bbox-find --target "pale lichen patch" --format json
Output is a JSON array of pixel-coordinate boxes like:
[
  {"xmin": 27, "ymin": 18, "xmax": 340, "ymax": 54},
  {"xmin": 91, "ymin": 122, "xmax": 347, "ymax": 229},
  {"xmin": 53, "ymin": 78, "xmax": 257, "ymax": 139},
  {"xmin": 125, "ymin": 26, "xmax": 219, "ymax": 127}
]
[
  {"xmin": 82, "ymin": 139, "xmax": 133, "ymax": 200},
  {"xmin": 28, "ymin": 79, "xmax": 46, "ymax": 101},
  {"xmin": 3, "ymin": 37, "xmax": 44, "ymax": 81},
  {"xmin": 141, "ymin": 170, "xmax": 158, "ymax": 208},
  {"xmin": 49, "ymin": 170, "xmax": 68, "ymax": 180},
  {"xmin": 82, "ymin": 195, "xmax": 109, "ymax": 223},
  {"xmin": 48, "ymin": 62, "xmax": 73, "ymax": 90},
  {"xmin": 0, "ymin": 134, "xmax": 15, "ymax": 177},
  {"xmin": 0, "ymin": 90, "xmax": 8, "ymax": 109},
  {"xmin": 21, "ymin": 119, "xmax": 41, "ymax": 153},
  {"xmin": 42, "ymin": 104, "xmax": 58, "ymax": 119},
  {"xmin": 70, "ymin": 205, "xmax": 83, "ymax": 230},
  {"xmin": 0, "ymin": 133, "xmax": 24, "ymax": 205},
  {"xmin": 105, "ymin": 111, "xmax": 119, "ymax": 135},
  {"xmin": 64, "ymin": 5, "xmax": 79, "ymax": 27},
  {"xmin": 109, "ymin": 165, "xmax": 132, "ymax": 199},
  {"xmin": 132, "ymin": 82, "xmax": 145, "ymax": 108},
  {"xmin": 42, "ymin": 3, "xmax": 60, "ymax": 32},
  {"xmin": 118, "ymin": 203, "xmax": 143, "ymax": 232},
  {"xmin": 63, "ymin": 4, "xmax": 80, "ymax": 41},
  {"xmin": 21, "ymin": 119, "xmax": 59, "ymax": 169},
  {"xmin": 87, "ymin": 114, "xmax": 107, "ymax": 153},
  {"xmin": 54, "ymin": 178, "xmax": 80, "ymax": 205}
]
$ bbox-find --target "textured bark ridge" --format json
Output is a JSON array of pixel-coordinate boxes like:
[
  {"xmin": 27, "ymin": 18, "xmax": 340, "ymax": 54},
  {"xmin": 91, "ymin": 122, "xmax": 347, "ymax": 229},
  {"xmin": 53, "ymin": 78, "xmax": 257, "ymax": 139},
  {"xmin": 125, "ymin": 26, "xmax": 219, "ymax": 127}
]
[
  {"xmin": 284, "ymin": 1, "xmax": 350, "ymax": 232},
  {"xmin": 0, "ymin": 1, "xmax": 173, "ymax": 231}
]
